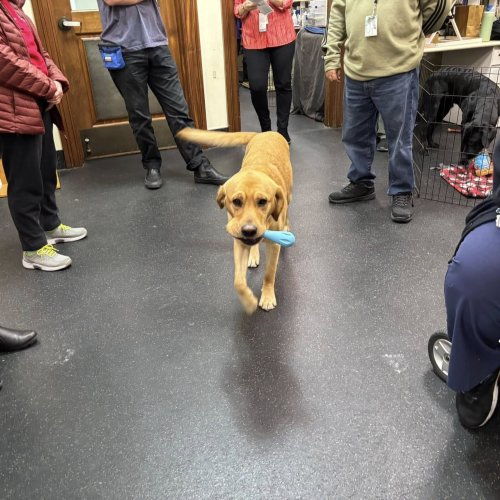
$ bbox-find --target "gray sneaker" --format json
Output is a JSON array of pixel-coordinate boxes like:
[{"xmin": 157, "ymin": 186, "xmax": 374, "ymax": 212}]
[
  {"xmin": 46, "ymin": 223, "xmax": 87, "ymax": 244},
  {"xmin": 22, "ymin": 244, "xmax": 72, "ymax": 272}
]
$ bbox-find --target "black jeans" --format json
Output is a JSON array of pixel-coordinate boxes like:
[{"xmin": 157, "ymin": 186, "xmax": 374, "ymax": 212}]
[
  {"xmin": 244, "ymin": 41, "xmax": 295, "ymax": 133},
  {"xmin": 0, "ymin": 105, "xmax": 60, "ymax": 251},
  {"xmin": 109, "ymin": 45, "xmax": 209, "ymax": 171}
]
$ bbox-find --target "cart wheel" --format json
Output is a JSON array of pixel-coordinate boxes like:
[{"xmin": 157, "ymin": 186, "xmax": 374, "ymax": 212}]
[{"xmin": 428, "ymin": 330, "xmax": 451, "ymax": 383}]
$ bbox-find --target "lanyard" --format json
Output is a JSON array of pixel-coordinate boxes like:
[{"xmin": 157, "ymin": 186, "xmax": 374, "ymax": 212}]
[{"xmin": 372, "ymin": 0, "xmax": 378, "ymax": 17}]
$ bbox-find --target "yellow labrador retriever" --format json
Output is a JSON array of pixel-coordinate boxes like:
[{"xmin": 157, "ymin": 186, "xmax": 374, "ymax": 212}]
[{"xmin": 177, "ymin": 129, "xmax": 293, "ymax": 314}]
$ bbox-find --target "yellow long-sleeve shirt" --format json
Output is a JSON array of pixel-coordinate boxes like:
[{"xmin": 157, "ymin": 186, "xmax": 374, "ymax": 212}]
[{"xmin": 324, "ymin": 0, "xmax": 452, "ymax": 81}]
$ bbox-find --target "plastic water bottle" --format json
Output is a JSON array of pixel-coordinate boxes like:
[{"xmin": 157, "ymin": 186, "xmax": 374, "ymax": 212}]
[{"xmin": 480, "ymin": 5, "xmax": 496, "ymax": 42}]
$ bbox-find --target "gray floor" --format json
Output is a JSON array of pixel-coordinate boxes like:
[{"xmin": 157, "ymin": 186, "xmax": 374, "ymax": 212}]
[{"xmin": 0, "ymin": 89, "xmax": 499, "ymax": 499}]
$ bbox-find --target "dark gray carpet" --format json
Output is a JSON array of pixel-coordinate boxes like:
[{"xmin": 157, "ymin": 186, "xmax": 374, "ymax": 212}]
[{"xmin": 0, "ymin": 89, "xmax": 498, "ymax": 499}]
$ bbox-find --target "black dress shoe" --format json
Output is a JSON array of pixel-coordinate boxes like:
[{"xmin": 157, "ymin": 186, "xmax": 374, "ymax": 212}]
[
  {"xmin": 194, "ymin": 163, "xmax": 229, "ymax": 185},
  {"xmin": 144, "ymin": 168, "xmax": 163, "ymax": 189},
  {"xmin": 0, "ymin": 326, "xmax": 37, "ymax": 352}
]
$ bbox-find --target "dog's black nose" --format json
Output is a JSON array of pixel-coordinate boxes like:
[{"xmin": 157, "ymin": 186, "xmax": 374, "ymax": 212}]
[{"xmin": 241, "ymin": 225, "xmax": 257, "ymax": 238}]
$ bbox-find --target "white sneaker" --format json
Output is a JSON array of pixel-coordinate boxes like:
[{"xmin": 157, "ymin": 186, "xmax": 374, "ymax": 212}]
[
  {"xmin": 22, "ymin": 244, "xmax": 72, "ymax": 272},
  {"xmin": 46, "ymin": 223, "xmax": 87, "ymax": 244}
]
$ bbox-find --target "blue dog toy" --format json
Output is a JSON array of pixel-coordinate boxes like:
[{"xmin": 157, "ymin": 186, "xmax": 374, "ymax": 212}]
[{"xmin": 263, "ymin": 230, "xmax": 296, "ymax": 247}]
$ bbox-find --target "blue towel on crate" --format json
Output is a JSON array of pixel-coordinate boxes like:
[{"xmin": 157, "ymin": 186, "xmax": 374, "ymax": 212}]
[{"xmin": 304, "ymin": 26, "xmax": 325, "ymax": 35}]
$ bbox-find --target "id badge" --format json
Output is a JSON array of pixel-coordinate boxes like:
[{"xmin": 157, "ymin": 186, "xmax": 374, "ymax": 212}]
[
  {"xmin": 365, "ymin": 15, "xmax": 378, "ymax": 37},
  {"xmin": 259, "ymin": 12, "xmax": 268, "ymax": 33}
]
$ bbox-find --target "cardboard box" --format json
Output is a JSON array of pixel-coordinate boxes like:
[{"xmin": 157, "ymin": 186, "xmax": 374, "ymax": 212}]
[{"xmin": 454, "ymin": 5, "xmax": 485, "ymax": 38}]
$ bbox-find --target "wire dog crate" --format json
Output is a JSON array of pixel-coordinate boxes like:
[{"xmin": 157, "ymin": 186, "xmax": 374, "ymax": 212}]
[{"xmin": 413, "ymin": 60, "xmax": 500, "ymax": 206}]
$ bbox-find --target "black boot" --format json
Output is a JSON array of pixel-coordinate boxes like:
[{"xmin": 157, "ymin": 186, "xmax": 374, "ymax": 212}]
[
  {"xmin": 0, "ymin": 326, "xmax": 37, "ymax": 352},
  {"xmin": 194, "ymin": 163, "xmax": 230, "ymax": 185}
]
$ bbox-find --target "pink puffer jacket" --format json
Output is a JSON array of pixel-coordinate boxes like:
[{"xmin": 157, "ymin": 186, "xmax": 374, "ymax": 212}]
[{"xmin": 0, "ymin": 0, "xmax": 69, "ymax": 134}]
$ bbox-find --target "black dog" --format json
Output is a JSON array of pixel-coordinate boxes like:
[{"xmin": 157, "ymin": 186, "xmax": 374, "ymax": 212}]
[{"xmin": 419, "ymin": 67, "xmax": 500, "ymax": 162}]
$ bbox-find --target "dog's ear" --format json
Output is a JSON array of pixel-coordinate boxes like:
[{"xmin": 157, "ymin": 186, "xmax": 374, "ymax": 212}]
[
  {"xmin": 272, "ymin": 186, "xmax": 285, "ymax": 221},
  {"xmin": 216, "ymin": 185, "xmax": 226, "ymax": 209}
]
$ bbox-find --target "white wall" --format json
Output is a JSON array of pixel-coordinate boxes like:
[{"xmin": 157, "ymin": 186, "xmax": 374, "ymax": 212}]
[
  {"xmin": 196, "ymin": 0, "xmax": 229, "ymax": 130},
  {"xmin": 23, "ymin": 0, "xmax": 34, "ymax": 19},
  {"xmin": 24, "ymin": 0, "xmax": 64, "ymax": 151}
]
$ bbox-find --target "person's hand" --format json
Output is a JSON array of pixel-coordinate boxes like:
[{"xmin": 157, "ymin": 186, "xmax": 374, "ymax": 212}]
[
  {"xmin": 325, "ymin": 69, "xmax": 342, "ymax": 83},
  {"xmin": 242, "ymin": 0, "xmax": 258, "ymax": 12},
  {"xmin": 47, "ymin": 80, "xmax": 64, "ymax": 110}
]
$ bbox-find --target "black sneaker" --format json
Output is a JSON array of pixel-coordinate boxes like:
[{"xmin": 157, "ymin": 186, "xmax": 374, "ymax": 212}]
[
  {"xmin": 328, "ymin": 182, "xmax": 375, "ymax": 204},
  {"xmin": 456, "ymin": 370, "xmax": 500, "ymax": 429},
  {"xmin": 145, "ymin": 168, "xmax": 162, "ymax": 189},
  {"xmin": 391, "ymin": 193, "xmax": 414, "ymax": 223}
]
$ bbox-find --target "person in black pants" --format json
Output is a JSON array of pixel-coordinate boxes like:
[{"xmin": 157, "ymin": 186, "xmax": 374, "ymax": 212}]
[
  {"xmin": 0, "ymin": 0, "xmax": 87, "ymax": 272},
  {"xmin": 245, "ymin": 43, "xmax": 296, "ymax": 142},
  {"xmin": 235, "ymin": 0, "xmax": 296, "ymax": 144},
  {"xmin": 444, "ymin": 141, "xmax": 500, "ymax": 429},
  {"xmin": 97, "ymin": 0, "xmax": 229, "ymax": 190}
]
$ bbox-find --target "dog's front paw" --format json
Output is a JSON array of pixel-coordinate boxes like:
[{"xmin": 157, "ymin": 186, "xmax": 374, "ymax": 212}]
[
  {"xmin": 259, "ymin": 288, "xmax": 277, "ymax": 311},
  {"xmin": 242, "ymin": 294, "xmax": 258, "ymax": 315},
  {"xmin": 248, "ymin": 245, "xmax": 260, "ymax": 268},
  {"xmin": 235, "ymin": 282, "xmax": 258, "ymax": 314}
]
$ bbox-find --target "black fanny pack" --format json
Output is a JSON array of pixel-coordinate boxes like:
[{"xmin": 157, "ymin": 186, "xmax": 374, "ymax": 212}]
[{"xmin": 98, "ymin": 43, "xmax": 125, "ymax": 70}]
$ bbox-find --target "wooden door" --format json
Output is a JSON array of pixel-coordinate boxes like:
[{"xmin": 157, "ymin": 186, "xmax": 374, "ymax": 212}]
[
  {"xmin": 32, "ymin": 0, "xmax": 207, "ymax": 167},
  {"xmin": 324, "ymin": 0, "xmax": 343, "ymax": 128}
]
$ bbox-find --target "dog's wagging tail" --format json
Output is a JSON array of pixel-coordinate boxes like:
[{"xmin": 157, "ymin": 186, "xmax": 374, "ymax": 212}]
[{"xmin": 176, "ymin": 128, "xmax": 258, "ymax": 148}]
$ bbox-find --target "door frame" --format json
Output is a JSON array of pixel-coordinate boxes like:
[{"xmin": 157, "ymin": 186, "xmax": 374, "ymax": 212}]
[
  {"xmin": 32, "ymin": 0, "xmax": 210, "ymax": 168},
  {"xmin": 221, "ymin": 0, "xmax": 241, "ymax": 132},
  {"xmin": 324, "ymin": 0, "xmax": 343, "ymax": 128}
]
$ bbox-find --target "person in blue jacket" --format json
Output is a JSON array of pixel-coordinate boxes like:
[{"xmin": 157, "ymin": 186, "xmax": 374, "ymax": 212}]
[{"xmin": 445, "ymin": 141, "xmax": 500, "ymax": 429}]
